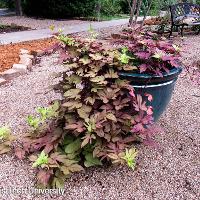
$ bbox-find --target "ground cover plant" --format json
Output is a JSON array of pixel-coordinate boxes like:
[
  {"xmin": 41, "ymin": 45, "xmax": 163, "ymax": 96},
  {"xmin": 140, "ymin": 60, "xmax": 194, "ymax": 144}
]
[
  {"xmin": 13, "ymin": 35, "xmax": 155, "ymax": 188},
  {"xmin": 0, "ymin": 23, "xmax": 30, "ymax": 33},
  {"xmin": 0, "ymin": 27, "xmax": 181, "ymax": 188}
]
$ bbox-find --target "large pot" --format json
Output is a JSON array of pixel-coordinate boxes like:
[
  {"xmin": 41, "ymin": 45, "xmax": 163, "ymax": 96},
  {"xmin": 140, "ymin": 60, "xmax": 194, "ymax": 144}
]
[{"xmin": 119, "ymin": 67, "xmax": 182, "ymax": 121}]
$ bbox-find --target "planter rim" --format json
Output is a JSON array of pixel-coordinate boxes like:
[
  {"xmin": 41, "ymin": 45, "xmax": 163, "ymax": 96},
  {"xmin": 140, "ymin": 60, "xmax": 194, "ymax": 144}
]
[
  {"xmin": 132, "ymin": 79, "xmax": 175, "ymax": 88},
  {"xmin": 118, "ymin": 67, "xmax": 182, "ymax": 79}
]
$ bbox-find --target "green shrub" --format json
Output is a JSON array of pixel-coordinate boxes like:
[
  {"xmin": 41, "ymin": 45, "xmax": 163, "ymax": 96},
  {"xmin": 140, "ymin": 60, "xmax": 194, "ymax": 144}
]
[
  {"xmin": 23, "ymin": 0, "xmax": 98, "ymax": 18},
  {"xmin": 13, "ymin": 33, "xmax": 158, "ymax": 188},
  {"xmin": 101, "ymin": 0, "xmax": 123, "ymax": 15},
  {"xmin": 0, "ymin": 0, "xmax": 8, "ymax": 8}
]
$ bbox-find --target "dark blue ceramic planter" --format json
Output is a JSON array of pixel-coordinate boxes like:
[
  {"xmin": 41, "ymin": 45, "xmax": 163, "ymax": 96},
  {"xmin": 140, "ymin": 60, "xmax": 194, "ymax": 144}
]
[{"xmin": 119, "ymin": 67, "xmax": 182, "ymax": 121}]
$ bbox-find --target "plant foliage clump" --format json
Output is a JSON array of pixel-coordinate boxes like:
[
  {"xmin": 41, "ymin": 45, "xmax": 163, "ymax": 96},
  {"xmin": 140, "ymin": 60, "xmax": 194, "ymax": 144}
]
[
  {"xmin": 0, "ymin": 126, "xmax": 15, "ymax": 154},
  {"xmin": 112, "ymin": 28, "xmax": 181, "ymax": 75},
  {"xmin": 12, "ymin": 34, "xmax": 156, "ymax": 188}
]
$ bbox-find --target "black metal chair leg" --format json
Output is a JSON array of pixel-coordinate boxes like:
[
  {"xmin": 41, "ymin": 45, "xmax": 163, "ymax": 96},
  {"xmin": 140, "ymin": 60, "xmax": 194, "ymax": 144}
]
[
  {"xmin": 169, "ymin": 25, "xmax": 173, "ymax": 37},
  {"xmin": 181, "ymin": 25, "xmax": 184, "ymax": 37},
  {"xmin": 197, "ymin": 27, "xmax": 200, "ymax": 35}
]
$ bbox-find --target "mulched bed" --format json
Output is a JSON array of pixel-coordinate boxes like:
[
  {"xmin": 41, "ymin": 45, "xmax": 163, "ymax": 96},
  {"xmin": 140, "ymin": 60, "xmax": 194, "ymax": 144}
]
[
  {"xmin": 144, "ymin": 17, "xmax": 170, "ymax": 26},
  {"xmin": 0, "ymin": 23, "xmax": 31, "ymax": 33},
  {"xmin": 0, "ymin": 37, "xmax": 57, "ymax": 72},
  {"xmin": 0, "ymin": 24, "xmax": 126, "ymax": 73}
]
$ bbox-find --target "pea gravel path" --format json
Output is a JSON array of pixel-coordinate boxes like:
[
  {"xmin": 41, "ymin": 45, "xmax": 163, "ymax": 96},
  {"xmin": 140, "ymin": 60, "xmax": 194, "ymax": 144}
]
[
  {"xmin": 0, "ymin": 35, "xmax": 199, "ymax": 200},
  {"xmin": 0, "ymin": 16, "xmax": 88, "ymax": 29}
]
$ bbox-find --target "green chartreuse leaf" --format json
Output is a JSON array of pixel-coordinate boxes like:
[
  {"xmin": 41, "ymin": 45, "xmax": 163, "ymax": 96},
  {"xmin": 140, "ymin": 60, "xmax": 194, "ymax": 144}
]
[
  {"xmin": 90, "ymin": 76, "xmax": 107, "ymax": 85},
  {"xmin": 64, "ymin": 89, "xmax": 81, "ymax": 99},
  {"xmin": 0, "ymin": 126, "xmax": 11, "ymax": 140},
  {"xmin": 27, "ymin": 116, "xmax": 40, "ymax": 129},
  {"xmin": 105, "ymin": 69, "xmax": 118, "ymax": 78},
  {"xmin": 52, "ymin": 177, "xmax": 65, "ymax": 189},
  {"xmin": 84, "ymin": 153, "xmax": 102, "ymax": 167},
  {"xmin": 120, "ymin": 53, "xmax": 131, "ymax": 64},
  {"xmin": 65, "ymin": 138, "xmax": 81, "ymax": 154},
  {"xmin": 89, "ymin": 53, "xmax": 103, "ymax": 60},
  {"xmin": 62, "ymin": 101, "xmax": 82, "ymax": 110},
  {"xmin": 68, "ymin": 74, "xmax": 82, "ymax": 84},
  {"xmin": 121, "ymin": 148, "xmax": 138, "ymax": 170},
  {"xmin": 77, "ymin": 105, "xmax": 92, "ymax": 119},
  {"xmin": 63, "ymin": 135, "xmax": 75, "ymax": 145},
  {"xmin": 106, "ymin": 113, "xmax": 117, "ymax": 122},
  {"xmin": 32, "ymin": 151, "xmax": 48, "ymax": 168},
  {"xmin": 79, "ymin": 56, "xmax": 91, "ymax": 65}
]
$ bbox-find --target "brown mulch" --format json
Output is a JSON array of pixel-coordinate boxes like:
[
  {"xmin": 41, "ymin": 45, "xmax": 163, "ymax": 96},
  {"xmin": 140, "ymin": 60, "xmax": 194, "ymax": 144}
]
[
  {"xmin": 0, "ymin": 37, "xmax": 57, "ymax": 73},
  {"xmin": 144, "ymin": 17, "xmax": 170, "ymax": 25}
]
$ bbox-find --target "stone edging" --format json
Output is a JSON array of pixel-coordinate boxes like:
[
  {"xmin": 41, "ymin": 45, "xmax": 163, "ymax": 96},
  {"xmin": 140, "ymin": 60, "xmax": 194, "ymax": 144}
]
[{"xmin": 0, "ymin": 49, "xmax": 43, "ymax": 86}]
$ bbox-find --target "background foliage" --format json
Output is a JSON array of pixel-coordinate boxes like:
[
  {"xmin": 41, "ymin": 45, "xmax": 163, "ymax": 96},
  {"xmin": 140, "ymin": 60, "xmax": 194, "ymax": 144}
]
[
  {"xmin": 22, "ymin": 0, "xmax": 98, "ymax": 18},
  {"xmin": 2, "ymin": 0, "xmax": 199, "ymax": 16}
]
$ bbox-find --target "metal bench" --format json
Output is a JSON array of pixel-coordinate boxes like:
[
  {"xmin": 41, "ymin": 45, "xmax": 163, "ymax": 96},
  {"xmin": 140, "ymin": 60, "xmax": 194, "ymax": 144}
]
[{"xmin": 169, "ymin": 3, "xmax": 200, "ymax": 37}]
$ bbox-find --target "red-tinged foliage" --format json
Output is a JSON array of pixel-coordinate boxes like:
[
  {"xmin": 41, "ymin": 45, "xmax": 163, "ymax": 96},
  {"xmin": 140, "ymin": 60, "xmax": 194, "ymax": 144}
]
[
  {"xmin": 12, "ymin": 32, "xmax": 169, "ymax": 189},
  {"xmin": 15, "ymin": 147, "xmax": 26, "ymax": 160},
  {"xmin": 37, "ymin": 170, "xmax": 53, "ymax": 187},
  {"xmin": 112, "ymin": 29, "xmax": 182, "ymax": 75}
]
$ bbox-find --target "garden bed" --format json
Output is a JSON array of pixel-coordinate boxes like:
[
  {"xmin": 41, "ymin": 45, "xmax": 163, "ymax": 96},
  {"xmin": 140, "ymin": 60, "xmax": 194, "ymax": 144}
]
[
  {"xmin": 0, "ymin": 37, "xmax": 57, "ymax": 72},
  {"xmin": 0, "ymin": 24, "xmax": 126, "ymax": 73}
]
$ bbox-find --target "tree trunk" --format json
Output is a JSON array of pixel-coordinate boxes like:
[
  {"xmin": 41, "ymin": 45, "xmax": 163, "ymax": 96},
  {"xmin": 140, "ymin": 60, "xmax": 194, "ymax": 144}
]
[{"xmin": 15, "ymin": 0, "xmax": 23, "ymax": 16}]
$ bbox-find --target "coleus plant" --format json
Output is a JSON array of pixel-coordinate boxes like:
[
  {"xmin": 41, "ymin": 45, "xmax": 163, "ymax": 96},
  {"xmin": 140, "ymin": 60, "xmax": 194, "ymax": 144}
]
[
  {"xmin": 112, "ymin": 28, "xmax": 181, "ymax": 76},
  {"xmin": 11, "ymin": 33, "xmax": 157, "ymax": 189}
]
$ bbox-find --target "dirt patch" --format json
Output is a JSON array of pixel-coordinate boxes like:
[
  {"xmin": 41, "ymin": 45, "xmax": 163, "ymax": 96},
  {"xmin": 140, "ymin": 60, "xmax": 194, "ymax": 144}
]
[
  {"xmin": 0, "ymin": 37, "xmax": 57, "ymax": 72},
  {"xmin": 0, "ymin": 24, "xmax": 30, "ymax": 33}
]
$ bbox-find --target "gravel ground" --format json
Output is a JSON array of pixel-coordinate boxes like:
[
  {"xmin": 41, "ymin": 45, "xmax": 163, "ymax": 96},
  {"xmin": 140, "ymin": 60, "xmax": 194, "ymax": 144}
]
[
  {"xmin": 70, "ymin": 24, "xmax": 127, "ymax": 40},
  {"xmin": 0, "ymin": 34, "xmax": 199, "ymax": 200},
  {"xmin": 0, "ymin": 16, "xmax": 88, "ymax": 29}
]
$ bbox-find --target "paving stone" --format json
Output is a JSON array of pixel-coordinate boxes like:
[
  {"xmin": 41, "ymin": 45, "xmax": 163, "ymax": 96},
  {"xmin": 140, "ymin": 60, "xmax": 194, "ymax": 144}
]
[
  {"xmin": 20, "ymin": 49, "xmax": 30, "ymax": 54},
  {"xmin": 36, "ymin": 50, "xmax": 45, "ymax": 57},
  {"xmin": 0, "ymin": 78, "xmax": 7, "ymax": 86},
  {"xmin": 12, "ymin": 64, "xmax": 28, "ymax": 71},
  {"xmin": 1, "ymin": 68, "xmax": 24, "ymax": 79},
  {"xmin": 19, "ymin": 56, "xmax": 33, "ymax": 70},
  {"xmin": 19, "ymin": 54, "xmax": 34, "ymax": 59}
]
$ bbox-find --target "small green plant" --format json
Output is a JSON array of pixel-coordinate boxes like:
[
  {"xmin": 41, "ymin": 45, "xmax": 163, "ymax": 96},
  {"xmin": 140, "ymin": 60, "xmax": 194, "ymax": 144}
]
[
  {"xmin": 120, "ymin": 47, "xmax": 133, "ymax": 64},
  {"xmin": 32, "ymin": 151, "xmax": 49, "ymax": 168},
  {"xmin": 27, "ymin": 116, "xmax": 40, "ymax": 130},
  {"xmin": 88, "ymin": 24, "xmax": 98, "ymax": 40},
  {"xmin": 0, "ymin": 126, "xmax": 11, "ymax": 140},
  {"xmin": 121, "ymin": 148, "xmax": 137, "ymax": 170},
  {"xmin": 0, "ymin": 126, "xmax": 15, "ymax": 154},
  {"xmin": 27, "ymin": 101, "xmax": 59, "ymax": 130},
  {"xmin": 37, "ymin": 101, "xmax": 59, "ymax": 121}
]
